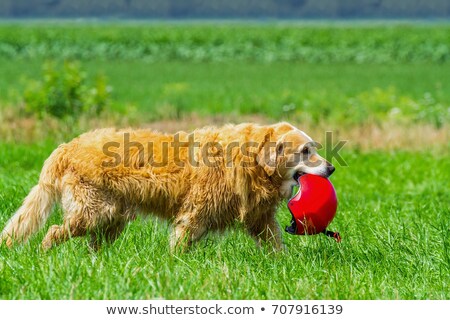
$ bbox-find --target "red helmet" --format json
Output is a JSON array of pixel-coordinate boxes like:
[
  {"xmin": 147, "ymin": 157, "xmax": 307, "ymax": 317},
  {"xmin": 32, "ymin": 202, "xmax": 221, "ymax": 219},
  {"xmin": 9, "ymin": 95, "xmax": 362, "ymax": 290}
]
[{"xmin": 285, "ymin": 174, "xmax": 341, "ymax": 241}]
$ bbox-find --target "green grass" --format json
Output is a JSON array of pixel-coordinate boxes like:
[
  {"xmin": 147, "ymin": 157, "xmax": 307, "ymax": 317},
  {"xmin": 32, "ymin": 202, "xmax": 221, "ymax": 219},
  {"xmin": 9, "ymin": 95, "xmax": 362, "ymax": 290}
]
[
  {"xmin": 0, "ymin": 22, "xmax": 449, "ymax": 63},
  {"xmin": 1, "ymin": 22, "xmax": 449, "ymax": 127},
  {"xmin": 0, "ymin": 143, "xmax": 448, "ymax": 299},
  {"xmin": 1, "ymin": 60, "xmax": 450, "ymax": 126}
]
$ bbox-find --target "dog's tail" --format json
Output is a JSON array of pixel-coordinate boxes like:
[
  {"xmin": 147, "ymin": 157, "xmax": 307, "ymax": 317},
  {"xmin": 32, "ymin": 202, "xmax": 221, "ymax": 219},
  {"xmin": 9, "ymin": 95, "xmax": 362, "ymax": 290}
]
[{"xmin": 0, "ymin": 145, "xmax": 67, "ymax": 247}]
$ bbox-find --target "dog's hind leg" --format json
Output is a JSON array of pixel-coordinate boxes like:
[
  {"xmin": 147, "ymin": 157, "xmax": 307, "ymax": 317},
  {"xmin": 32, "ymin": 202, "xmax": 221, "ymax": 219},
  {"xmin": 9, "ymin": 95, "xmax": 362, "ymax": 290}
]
[
  {"xmin": 89, "ymin": 218, "xmax": 127, "ymax": 251},
  {"xmin": 41, "ymin": 220, "xmax": 87, "ymax": 251},
  {"xmin": 170, "ymin": 211, "xmax": 207, "ymax": 252},
  {"xmin": 41, "ymin": 177, "xmax": 123, "ymax": 251},
  {"xmin": 42, "ymin": 187, "xmax": 88, "ymax": 250},
  {"xmin": 89, "ymin": 205, "xmax": 135, "ymax": 250}
]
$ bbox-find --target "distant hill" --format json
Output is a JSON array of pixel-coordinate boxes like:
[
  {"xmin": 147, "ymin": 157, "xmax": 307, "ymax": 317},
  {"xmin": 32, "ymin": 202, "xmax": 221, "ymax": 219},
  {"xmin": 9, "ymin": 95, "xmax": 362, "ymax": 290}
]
[{"xmin": 0, "ymin": 0, "xmax": 449, "ymax": 19}]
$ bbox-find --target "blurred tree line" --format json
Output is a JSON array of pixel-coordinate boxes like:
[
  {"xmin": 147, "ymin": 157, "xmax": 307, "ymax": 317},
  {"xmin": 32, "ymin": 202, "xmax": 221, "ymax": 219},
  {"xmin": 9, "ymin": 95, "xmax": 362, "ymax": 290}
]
[{"xmin": 0, "ymin": 0, "xmax": 449, "ymax": 18}]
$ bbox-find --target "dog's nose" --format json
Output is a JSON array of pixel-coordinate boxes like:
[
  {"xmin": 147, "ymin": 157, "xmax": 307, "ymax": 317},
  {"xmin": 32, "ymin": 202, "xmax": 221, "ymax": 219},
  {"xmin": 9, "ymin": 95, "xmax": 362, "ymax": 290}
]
[{"xmin": 327, "ymin": 165, "xmax": 335, "ymax": 176}]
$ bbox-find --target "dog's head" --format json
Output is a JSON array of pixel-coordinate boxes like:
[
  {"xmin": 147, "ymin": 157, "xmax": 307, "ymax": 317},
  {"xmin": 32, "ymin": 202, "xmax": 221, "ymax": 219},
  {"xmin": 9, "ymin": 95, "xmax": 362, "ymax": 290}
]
[{"xmin": 257, "ymin": 122, "xmax": 335, "ymax": 198}]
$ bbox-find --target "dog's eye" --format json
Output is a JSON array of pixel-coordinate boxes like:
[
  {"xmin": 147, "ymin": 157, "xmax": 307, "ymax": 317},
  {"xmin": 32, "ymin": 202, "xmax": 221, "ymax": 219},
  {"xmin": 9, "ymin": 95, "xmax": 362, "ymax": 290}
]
[{"xmin": 301, "ymin": 146, "xmax": 309, "ymax": 155}]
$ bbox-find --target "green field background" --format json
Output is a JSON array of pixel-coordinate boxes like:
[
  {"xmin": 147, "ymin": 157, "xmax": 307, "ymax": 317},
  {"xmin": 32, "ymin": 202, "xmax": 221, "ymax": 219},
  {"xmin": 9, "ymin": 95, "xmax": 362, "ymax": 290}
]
[{"xmin": 0, "ymin": 22, "xmax": 448, "ymax": 299}]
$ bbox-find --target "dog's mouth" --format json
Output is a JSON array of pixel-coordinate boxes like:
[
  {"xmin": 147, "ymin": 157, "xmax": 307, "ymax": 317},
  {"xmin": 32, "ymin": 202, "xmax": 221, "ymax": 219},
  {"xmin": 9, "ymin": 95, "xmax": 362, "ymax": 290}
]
[{"xmin": 292, "ymin": 171, "xmax": 305, "ymax": 183}]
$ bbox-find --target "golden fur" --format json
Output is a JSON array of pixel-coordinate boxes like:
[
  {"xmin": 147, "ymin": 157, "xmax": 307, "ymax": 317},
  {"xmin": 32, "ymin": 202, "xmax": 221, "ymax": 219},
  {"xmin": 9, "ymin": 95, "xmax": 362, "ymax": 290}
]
[{"xmin": 0, "ymin": 122, "xmax": 334, "ymax": 251}]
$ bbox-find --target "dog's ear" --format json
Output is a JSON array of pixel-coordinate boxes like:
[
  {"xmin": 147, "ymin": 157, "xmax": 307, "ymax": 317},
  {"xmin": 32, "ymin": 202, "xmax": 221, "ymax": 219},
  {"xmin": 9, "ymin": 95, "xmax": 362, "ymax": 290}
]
[{"xmin": 257, "ymin": 133, "xmax": 284, "ymax": 176}]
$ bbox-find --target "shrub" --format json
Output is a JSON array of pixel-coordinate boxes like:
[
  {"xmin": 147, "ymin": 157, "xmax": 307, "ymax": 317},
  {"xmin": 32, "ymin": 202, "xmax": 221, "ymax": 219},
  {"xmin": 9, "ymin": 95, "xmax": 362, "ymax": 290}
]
[{"xmin": 23, "ymin": 61, "xmax": 111, "ymax": 118}]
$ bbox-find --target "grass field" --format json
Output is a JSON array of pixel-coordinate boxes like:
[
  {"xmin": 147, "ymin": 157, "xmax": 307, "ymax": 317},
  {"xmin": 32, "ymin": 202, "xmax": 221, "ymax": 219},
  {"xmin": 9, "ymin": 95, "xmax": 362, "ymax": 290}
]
[
  {"xmin": 0, "ymin": 145, "xmax": 448, "ymax": 299},
  {"xmin": 1, "ymin": 22, "xmax": 449, "ymax": 63},
  {"xmin": 0, "ymin": 22, "xmax": 449, "ymax": 300},
  {"xmin": 1, "ymin": 60, "xmax": 449, "ymax": 137}
]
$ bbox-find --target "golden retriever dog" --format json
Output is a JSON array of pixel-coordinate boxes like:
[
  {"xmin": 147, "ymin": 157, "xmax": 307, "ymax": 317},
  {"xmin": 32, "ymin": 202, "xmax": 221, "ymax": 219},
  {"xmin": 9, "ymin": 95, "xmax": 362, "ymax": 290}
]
[{"xmin": 0, "ymin": 122, "xmax": 334, "ymax": 251}]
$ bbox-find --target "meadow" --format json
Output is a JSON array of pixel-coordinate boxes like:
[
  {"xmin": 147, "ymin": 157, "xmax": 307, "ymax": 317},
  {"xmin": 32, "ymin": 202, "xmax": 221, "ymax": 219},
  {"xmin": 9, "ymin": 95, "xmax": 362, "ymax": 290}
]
[{"xmin": 0, "ymin": 22, "xmax": 448, "ymax": 299}]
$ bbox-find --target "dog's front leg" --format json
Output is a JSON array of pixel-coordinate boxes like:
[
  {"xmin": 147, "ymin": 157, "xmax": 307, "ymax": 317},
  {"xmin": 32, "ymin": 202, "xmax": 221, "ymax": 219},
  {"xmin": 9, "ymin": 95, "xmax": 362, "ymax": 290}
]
[{"xmin": 246, "ymin": 213, "xmax": 285, "ymax": 252}]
